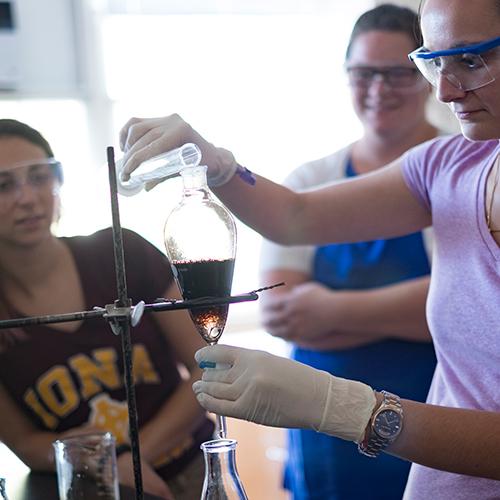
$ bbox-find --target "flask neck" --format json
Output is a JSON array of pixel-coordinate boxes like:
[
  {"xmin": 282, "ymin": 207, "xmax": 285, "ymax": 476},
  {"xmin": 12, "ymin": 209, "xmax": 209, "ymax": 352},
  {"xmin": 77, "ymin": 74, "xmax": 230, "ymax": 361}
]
[
  {"xmin": 201, "ymin": 439, "xmax": 247, "ymax": 500},
  {"xmin": 204, "ymin": 444, "xmax": 237, "ymax": 475},
  {"xmin": 180, "ymin": 165, "xmax": 209, "ymax": 194}
]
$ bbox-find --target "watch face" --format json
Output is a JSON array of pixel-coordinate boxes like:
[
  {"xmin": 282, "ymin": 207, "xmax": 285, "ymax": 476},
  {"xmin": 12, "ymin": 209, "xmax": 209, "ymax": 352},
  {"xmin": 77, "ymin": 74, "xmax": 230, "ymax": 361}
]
[{"xmin": 373, "ymin": 409, "xmax": 402, "ymax": 439}]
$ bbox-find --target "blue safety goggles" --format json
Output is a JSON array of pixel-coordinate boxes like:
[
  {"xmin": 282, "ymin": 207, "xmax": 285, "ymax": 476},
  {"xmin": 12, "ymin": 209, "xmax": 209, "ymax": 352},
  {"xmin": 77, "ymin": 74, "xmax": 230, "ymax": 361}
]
[{"xmin": 408, "ymin": 36, "xmax": 500, "ymax": 91}]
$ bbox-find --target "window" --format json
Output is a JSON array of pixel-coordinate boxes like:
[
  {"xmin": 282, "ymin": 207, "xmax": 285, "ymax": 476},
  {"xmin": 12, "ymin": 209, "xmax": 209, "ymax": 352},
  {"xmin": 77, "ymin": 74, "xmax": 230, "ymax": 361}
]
[
  {"xmin": 100, "ymin": 11, "xmax": 366, "ymax": 328},
  {"xmin": 1, "ymin": 3, "xmax": 370, "ymax": 331},
  {"xmin": 0, "ymin": 1, "xmax": 14, "ymax": 30}
]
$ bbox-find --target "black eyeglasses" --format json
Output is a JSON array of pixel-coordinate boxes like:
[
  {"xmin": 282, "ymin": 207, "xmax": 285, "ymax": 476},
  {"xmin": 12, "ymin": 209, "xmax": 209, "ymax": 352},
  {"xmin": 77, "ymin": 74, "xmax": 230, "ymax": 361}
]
[{"xmin": 346, "ymin": 66, "xmax": 422, "ymax": 88}]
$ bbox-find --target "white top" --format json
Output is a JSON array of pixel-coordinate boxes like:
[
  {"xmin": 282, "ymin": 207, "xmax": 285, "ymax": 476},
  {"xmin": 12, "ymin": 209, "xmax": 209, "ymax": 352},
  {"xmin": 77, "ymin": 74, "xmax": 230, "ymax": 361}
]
[{"xmin": 260, "ymin": 144, "xmax": 432, "ymax": 275}]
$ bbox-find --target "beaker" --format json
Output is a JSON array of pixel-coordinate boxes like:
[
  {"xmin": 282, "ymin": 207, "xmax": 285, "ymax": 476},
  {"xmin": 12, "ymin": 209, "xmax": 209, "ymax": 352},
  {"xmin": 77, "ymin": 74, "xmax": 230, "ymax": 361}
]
[
  {"xmin": 53, "ymin": 432, "xmax": 120, "ymax": 500},
  {"xmin": 117, "ymin": 142, "xmax": 201, "ymax": 196},
  {"xmin": 201, "ymin": 439, "xmax": 248, "ymax": 500},
  {"xmin": 0, "ymin": 478, "xmax": 8, "ymax": 500}
]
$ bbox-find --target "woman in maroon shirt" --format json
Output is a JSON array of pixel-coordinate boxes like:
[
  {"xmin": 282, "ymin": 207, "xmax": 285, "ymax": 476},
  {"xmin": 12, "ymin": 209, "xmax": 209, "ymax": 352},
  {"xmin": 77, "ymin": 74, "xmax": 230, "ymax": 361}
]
[{"xmin": 0, "ymin": 119, "xmax": 213, "ymax": 499}]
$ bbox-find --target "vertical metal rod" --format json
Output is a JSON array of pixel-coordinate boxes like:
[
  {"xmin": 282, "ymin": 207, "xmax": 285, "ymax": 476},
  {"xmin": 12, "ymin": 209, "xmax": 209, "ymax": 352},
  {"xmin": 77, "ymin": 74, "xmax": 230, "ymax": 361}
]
[{"xmin": 107, "ymin": 147, "xmax": 144, "ymax": 500}]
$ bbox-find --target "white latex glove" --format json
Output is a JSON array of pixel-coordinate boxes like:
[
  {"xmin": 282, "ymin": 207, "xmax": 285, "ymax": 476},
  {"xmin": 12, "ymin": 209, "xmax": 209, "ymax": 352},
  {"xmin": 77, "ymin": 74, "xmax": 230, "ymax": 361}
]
[
  {"xmin": 193, "ymin": 345, "xmax": 376, "ymax": 443},
  {"xmin": 119, "ymin": 115, "xmax": 238, "ymax": 187}
]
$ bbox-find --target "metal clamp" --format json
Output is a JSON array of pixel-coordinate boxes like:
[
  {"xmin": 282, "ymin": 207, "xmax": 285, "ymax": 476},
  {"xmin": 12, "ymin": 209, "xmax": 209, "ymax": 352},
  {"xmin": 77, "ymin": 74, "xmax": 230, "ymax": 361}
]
[{"xmin": 103, "ymin": 301, "xmax": 132, "ymax": 335}]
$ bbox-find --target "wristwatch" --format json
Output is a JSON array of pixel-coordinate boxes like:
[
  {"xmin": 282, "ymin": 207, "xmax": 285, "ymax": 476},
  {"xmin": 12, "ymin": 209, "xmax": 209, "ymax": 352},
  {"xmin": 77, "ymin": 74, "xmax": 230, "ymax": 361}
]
[{"xmin": 358, "ymin": 390, "xmax": 403, "ymax": 458}]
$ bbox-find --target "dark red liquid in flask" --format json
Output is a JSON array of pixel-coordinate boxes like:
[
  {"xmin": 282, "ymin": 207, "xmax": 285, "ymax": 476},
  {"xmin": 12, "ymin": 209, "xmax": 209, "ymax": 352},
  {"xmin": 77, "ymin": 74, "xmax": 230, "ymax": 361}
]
[{"xmin": 172, "ymin": 258, "xmax": 235, "ymax": 343}]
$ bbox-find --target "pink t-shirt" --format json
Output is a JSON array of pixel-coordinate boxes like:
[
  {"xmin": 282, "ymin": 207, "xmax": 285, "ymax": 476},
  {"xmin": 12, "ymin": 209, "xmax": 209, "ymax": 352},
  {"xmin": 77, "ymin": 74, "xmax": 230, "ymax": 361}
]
[{"xmin": 401, "ymin": 134, "xmax": 500, "ymax": 499}]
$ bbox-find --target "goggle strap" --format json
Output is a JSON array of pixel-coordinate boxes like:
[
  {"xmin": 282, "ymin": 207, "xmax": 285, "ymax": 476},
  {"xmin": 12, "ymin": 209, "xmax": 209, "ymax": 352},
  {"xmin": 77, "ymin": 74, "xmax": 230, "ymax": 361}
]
[{"xmin": 410, "ymin": 35, "xmax": 500, "ymax": 60}]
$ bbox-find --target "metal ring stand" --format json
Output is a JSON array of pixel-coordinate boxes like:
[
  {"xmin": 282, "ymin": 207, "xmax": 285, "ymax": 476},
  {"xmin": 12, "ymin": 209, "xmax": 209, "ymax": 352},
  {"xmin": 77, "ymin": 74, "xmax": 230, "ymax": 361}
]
[{"xmin": 0, "ymin": 147, "xmax": 275, "ymax": 500}]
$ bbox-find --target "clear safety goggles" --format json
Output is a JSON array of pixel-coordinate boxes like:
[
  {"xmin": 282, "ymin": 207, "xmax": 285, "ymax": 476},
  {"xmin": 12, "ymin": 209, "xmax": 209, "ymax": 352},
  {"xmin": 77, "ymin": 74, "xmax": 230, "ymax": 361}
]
[
  {"xmin": 0, "ymin": 158, "xmax": 61, "ymax": 211},
  {"xmin": 408, "ymin": 36, "xmax": 500, "ymax": 91}
]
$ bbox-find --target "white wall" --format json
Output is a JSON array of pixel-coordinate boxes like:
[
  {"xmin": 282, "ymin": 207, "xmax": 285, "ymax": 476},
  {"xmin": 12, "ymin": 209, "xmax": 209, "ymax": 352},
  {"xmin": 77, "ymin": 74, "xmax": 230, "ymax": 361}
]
[
  {"xmin": 1, "ymin": 0, "xmax": 458, "ymax": 334},
  {"xmin": 4, "ymin": 0, "xmax": 81, "ymax": 95}
]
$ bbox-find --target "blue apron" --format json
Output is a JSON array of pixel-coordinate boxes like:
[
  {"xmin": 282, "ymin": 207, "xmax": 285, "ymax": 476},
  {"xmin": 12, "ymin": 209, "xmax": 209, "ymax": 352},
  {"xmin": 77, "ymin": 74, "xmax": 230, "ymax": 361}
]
[{"xmin": 284, "ymin": 159, "xmax": 436, "ymax": 500}]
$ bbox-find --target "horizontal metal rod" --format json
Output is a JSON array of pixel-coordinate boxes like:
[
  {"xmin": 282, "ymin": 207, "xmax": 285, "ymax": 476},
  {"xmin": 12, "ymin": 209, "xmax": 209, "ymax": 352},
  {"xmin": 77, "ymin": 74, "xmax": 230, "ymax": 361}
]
[
  {"xmin": 0, "ymin": 292, "xmax": 259, "ymax": 330},
  {"xmin": 146, "ymin": 292, "xmax": 258, "ymax": 312},
  {"xmin": 0, "ymin": 309, "xmax": 105, "ymax": 328}
]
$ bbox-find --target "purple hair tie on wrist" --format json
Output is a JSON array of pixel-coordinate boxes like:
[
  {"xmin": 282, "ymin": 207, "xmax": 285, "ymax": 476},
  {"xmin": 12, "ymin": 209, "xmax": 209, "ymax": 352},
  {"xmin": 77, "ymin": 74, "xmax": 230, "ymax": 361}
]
[
  {"xmin": 236, "ymin": 164, "xmax": 256, "ymax": 186},
  {"xmin": 115, "ymin": 443, "xmax": 132, "ymax": 457}
]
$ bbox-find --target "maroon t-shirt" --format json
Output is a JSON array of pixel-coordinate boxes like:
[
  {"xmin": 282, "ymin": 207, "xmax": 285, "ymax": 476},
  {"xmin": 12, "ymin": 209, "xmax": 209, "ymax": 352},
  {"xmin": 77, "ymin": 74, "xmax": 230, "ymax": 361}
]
[{"xmin": 0, "ymin": 228, "xmax": 213, "ymax": 478}]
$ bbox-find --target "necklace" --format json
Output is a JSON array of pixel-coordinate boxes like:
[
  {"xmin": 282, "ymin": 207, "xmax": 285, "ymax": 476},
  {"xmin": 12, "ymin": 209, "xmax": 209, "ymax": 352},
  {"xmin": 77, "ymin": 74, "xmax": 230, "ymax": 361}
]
[{"xmin": 487, "ymin": 155, "xmax": 500, "ymax": 234}]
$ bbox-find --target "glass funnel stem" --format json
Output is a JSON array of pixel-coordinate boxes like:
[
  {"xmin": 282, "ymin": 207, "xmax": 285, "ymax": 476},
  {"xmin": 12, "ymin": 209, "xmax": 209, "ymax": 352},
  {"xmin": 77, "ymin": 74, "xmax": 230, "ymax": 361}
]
[
  {"xmin": 216, "ymin": 414, "xmax": 227, "ymax": 439},
  {"xmin": 209, "ymin": 339, "xmax": 228, "ymax": 439}
]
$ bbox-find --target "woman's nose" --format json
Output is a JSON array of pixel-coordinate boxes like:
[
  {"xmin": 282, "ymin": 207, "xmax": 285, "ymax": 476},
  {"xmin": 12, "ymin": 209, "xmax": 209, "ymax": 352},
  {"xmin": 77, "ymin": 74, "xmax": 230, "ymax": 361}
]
[
  {"xmin": 14, "ymin": 180, "xmax": 38, "ymax": 205},
  {"xmin": 435, "ymin": 73, "xmax": 467, "ymax": 103},
  {"xmin": 366, "ymin": 74, "xmax": 391, "ymax": 95}
]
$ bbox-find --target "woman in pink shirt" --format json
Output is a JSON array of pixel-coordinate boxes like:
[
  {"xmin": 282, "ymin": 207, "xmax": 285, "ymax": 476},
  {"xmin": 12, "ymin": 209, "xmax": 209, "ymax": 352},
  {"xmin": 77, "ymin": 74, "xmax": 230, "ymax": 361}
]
[{"xmin": 119, "ymin": 0, "xmax": 500, "ymax": 498}]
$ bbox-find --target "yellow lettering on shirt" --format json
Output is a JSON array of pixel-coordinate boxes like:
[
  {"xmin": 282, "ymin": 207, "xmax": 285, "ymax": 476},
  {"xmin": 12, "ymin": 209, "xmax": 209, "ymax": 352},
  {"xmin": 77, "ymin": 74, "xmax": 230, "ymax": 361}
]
[
  {"xmin": 36, "ymin": 366, "xmax": 79, "ymax": 417},
  {"xmin": 22, "ymin": 344, "xmax": 160, "ymax": 430},
  {"xmin": 89, "ymin": 393, "xmax": 129, "ymax": 444},
  {"xmin": 23, "ymin": 388, "xmax": 58, "ymax": 429},
  {"xmin": 69, "ymin": 349, "xmax": 121, "ymax": 400},
  {"xmin": 132, "ymin": 344, "xmax": 160, "ymax": 384}
]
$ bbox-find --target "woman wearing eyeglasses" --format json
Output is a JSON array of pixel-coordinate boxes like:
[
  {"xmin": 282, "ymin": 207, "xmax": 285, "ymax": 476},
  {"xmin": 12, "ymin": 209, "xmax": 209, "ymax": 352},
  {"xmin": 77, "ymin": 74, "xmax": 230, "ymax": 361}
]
[
  {"xmin": 0, "ymin": 120, "xmax": 215, "ymax": 499},
  {"xmin": 119, "ymin": 0, "xmax": 500, "ymax": 498},
  {"xmin": 258, "ymin": 5, "xmax": 438, "ymax": 499}
]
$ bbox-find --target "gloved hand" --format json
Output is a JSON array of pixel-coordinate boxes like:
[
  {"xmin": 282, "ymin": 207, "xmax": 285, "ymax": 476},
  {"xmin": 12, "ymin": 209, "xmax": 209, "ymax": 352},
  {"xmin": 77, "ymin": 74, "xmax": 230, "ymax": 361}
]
[
  {"xmin": 119, "ymin": 115, "xmax": 238, "ymax": 187},
  {"xmin": 193, "ymin": 345, "xmax": 376, "ymax": 442}
]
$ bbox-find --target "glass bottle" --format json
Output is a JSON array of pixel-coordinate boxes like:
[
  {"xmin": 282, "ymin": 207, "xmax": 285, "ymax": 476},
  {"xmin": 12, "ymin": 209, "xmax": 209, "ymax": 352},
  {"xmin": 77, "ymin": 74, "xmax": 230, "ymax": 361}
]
[
  {"xmin": 201, "ymin": 439, "xmax": 248, "ymax": 500},
  {"xmin": 164, "ymin": 165, "xmax": 237, "ymax": 346}
]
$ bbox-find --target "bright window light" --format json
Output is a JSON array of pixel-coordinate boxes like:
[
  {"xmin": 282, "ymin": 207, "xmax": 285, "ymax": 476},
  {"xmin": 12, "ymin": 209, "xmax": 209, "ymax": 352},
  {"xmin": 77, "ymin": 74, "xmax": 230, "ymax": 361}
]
[
  {"xmin": 1, "ymin": 6, "xmax": 369, "ymax": 331},
  {"xmin": 100, "ymin": 12, "xmax": 365, "ymax": 329}
]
